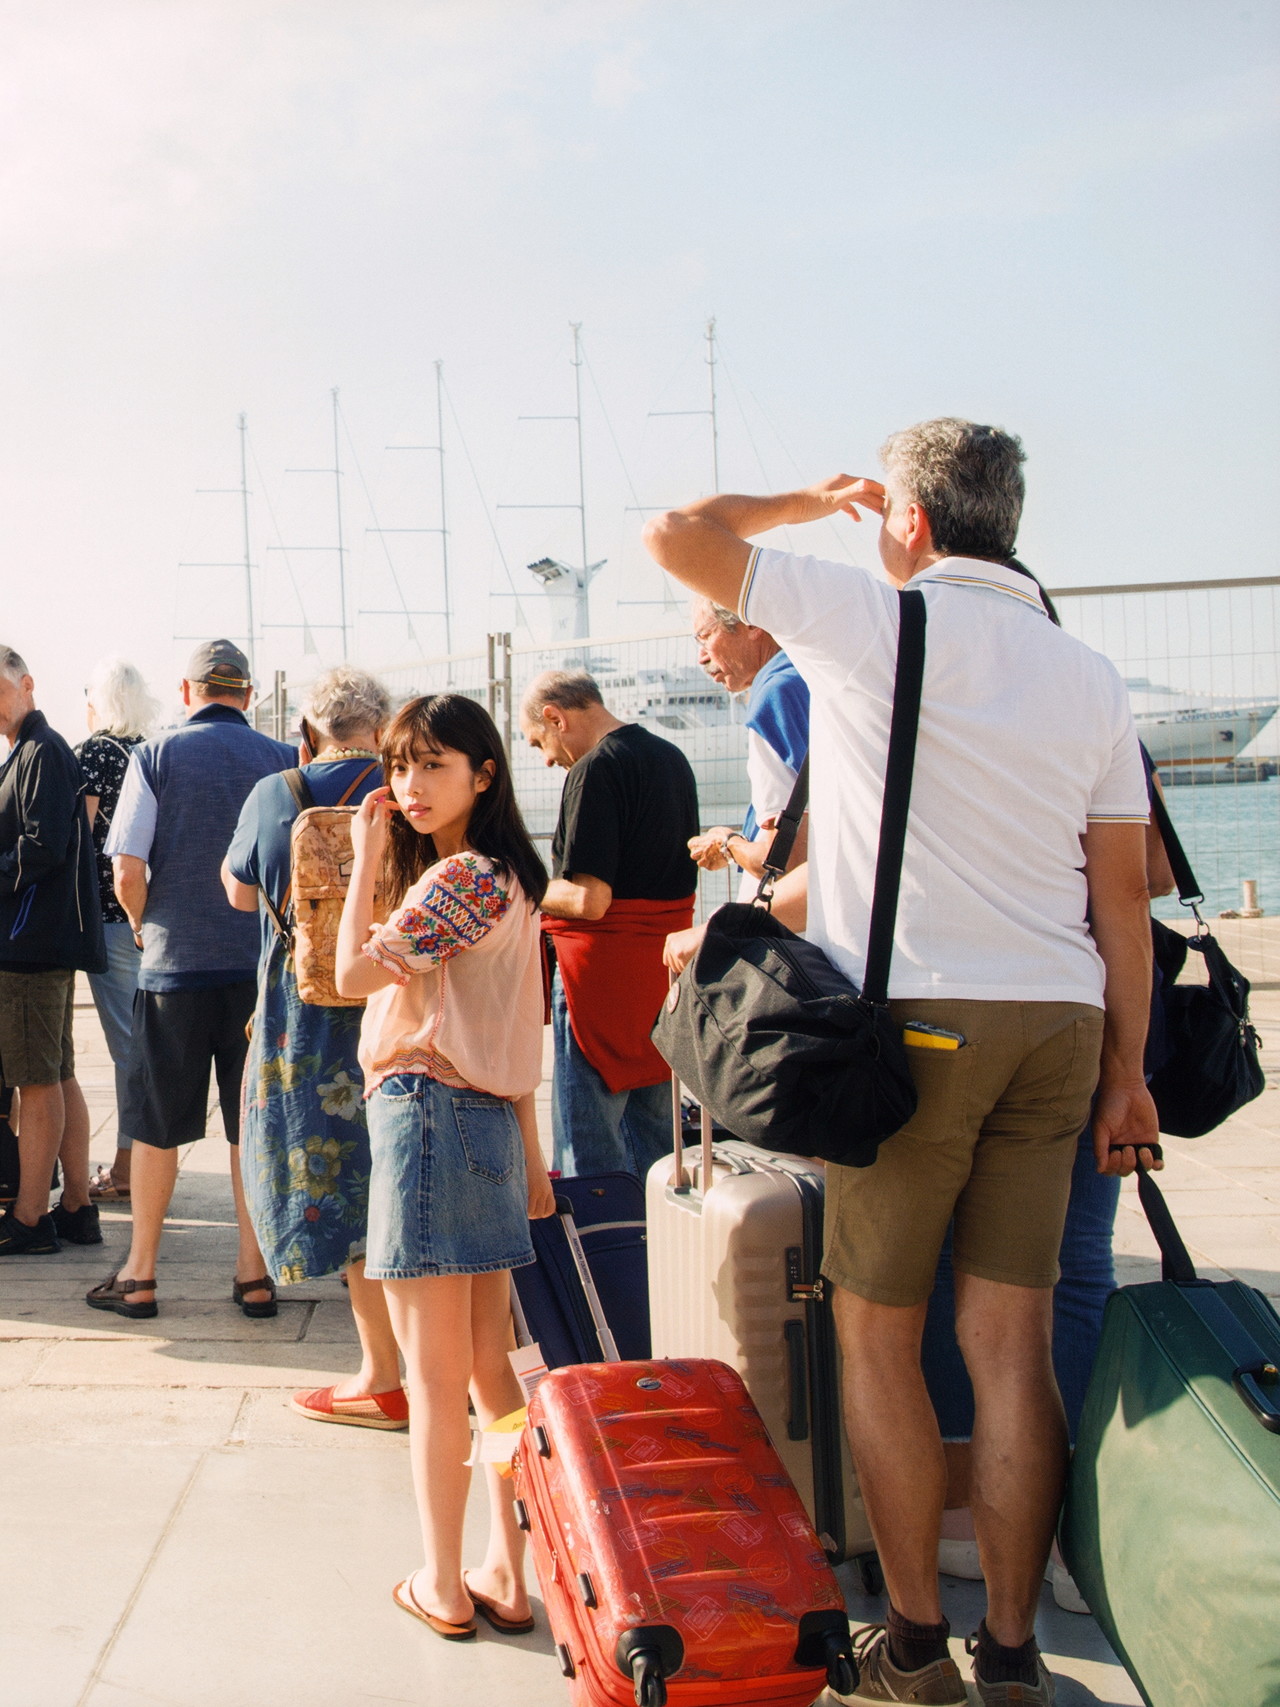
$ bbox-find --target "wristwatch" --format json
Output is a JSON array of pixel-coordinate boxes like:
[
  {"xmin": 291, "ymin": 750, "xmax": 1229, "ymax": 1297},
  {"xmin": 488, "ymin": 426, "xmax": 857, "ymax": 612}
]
[{"xmin": 720, "ymin": 832, "xmax": 741, "ymax": 863}]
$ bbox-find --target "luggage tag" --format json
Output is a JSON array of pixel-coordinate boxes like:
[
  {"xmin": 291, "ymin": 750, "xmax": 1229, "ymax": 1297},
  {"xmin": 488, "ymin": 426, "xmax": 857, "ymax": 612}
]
[
  {"xmin": 466, "ymin": 1404, "xmax": 528, "ymax": 1476},
  {"xmin": 508, "ymin": 1282, "xmax": 551, "ymax": 1401}
]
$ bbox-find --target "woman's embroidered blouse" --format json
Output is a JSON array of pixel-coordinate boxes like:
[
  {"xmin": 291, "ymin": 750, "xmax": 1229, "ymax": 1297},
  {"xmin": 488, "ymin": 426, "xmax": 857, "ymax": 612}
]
[{"xmin": 358, "ymin": 853, "xmax": 542, "ymax": 1100}]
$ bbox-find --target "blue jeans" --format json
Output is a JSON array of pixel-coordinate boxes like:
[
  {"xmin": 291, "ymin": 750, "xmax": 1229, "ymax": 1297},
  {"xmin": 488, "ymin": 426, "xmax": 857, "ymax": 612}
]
[
  {"xmin": 550, "ymin": 974, "xmax": 672, "ymax": 1180},
  {"xmin": 920, "ymin": 1123, "xmax": 1120, "ymax": 1445},
  {"xmin": 86, "ymin": 919, "xmax": 141, "ymax": 1149}
]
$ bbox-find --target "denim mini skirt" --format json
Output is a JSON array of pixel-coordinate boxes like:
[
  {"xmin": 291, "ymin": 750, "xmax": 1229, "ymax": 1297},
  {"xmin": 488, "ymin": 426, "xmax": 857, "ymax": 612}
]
[{"xmin": 364, "ymin": 1073, "xmax": 534, "ymax": 1279}]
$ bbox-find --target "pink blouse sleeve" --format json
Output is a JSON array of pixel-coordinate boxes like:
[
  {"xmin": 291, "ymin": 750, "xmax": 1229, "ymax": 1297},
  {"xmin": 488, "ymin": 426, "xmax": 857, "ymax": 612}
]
[{"xmin": 361, "ymin": 855, "xmax": 511, "ymax": 979}]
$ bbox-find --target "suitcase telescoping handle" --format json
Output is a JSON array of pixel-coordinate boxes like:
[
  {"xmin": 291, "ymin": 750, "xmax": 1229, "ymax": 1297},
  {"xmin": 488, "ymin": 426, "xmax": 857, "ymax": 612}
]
[
  {"xmin": 553, "ymin": 1195, "xmax": 622, "ymax": 1363},
  {"xmin": 670, "ymin": 1071, "xmax": 714, "ymax": 1195}
]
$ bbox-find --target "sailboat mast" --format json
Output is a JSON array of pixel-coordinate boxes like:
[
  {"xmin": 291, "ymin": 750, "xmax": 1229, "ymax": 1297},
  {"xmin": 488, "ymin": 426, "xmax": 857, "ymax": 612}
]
[
  {"xmin": 435, "ymin": 360, "xmax": 453, "ymax": 656},
  {"xmin": 705, "ymin": 317, "xmax": 720, "ymax": 492},
  {"xmin": 331, "ymin": 387, "xmax": 349, "ymax": 660},
  {"xmin": 237, "ymin": 412, "xmax": 255, "ymax": 678},
  {"xmin": 571, "ymin": 322, "xmax": 589, "ymax": 575}
]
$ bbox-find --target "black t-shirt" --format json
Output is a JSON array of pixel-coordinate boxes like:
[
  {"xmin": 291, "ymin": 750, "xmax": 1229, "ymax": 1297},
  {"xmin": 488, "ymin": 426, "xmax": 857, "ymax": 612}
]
[{"xmin": 552, "ymin": 724, "xmax": 699, "ymax": 901}]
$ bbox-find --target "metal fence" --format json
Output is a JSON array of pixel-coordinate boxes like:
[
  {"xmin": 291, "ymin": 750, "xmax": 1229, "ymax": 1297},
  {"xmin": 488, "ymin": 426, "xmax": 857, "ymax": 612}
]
[{"xmin": 257, "ymin": 574, "xmax": 1280, "ymax": 949}]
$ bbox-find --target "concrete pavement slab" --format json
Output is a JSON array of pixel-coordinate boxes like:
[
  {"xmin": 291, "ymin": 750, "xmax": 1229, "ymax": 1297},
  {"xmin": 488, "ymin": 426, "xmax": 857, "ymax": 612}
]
[
  {"xmin": 78, "ymin": 1441, "xmax": 570, "ymax": 1707},
  {"xmin": 32, "ymin": 1339, "xmax": 355, "ymax": 1388}
]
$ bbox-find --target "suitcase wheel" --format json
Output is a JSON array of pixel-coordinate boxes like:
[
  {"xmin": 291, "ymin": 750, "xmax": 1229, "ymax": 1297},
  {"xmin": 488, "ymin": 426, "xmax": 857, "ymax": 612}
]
[
  {"xmin": 555, "ymin": 1643, "xmax": 576, "ymax": 1679},
  {"xmin": 513, "ymin": 1498, "xmax": 530, "ymax": 1533},
  {"xmin": 615, "ymin": 1627, "xmax": 683, "ymax": 1707},
  {"xmin": 824, "ymin": 1636, "xmax": 857, "ymax": 1697},
  {"xmin": 856, "ymin": 1552, "xmax": 884, "ymax": 1597},
  {"xmin": 534, "ymin": 1425, "xmax": 552, "ymax": 1459},
  {"xmin": 577, "ymin": 1570, "xmax": 597, "ymax": 1609}
]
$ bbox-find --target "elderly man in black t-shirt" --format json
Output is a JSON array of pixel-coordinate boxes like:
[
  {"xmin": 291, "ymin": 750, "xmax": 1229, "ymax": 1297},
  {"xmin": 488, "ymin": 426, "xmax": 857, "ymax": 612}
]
[{"xmin": 522, "ymin": 669, "xmax": 699, "ymax": 1179}]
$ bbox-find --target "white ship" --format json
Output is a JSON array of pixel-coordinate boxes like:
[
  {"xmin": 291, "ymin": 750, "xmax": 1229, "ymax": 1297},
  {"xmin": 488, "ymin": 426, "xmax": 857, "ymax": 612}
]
[{"xmin": 1127, "ymin": 678, "xmax": 1280, "ymax": 780}]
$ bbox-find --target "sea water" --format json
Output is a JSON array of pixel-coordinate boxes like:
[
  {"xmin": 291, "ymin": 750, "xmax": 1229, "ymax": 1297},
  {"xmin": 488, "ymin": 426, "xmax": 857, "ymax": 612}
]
[{"xmin": 1151, "ymin": 776, "xmax": 1280, "ymax": 920}]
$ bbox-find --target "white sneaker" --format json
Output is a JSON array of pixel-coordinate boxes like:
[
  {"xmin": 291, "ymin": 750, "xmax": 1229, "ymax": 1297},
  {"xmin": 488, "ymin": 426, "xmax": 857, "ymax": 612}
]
[
  {"xmin": 937, "ymin": 1538, "xmax": 984, "ymax": 1580},
  {"xmin": 1045, "ymin": 1557, "xmax": 1089, "ymax": 1614}
]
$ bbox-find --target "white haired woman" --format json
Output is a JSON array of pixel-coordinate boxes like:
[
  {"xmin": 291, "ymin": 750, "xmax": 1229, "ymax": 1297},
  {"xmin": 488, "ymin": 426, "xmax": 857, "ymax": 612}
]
[
  {"xmin": 78, "ymin": 658, "xmax": 161, "ymax": 1201},
  {"xmin": 221, "ymin": 666, "xmax": 405, "ymax": 1428}
]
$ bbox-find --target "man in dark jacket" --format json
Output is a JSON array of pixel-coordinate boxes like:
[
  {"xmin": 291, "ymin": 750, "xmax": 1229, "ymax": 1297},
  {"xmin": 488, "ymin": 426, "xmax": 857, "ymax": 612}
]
[{"xmin": 0, "ymin": 646, "xmax": 106, "ymax": 1255}]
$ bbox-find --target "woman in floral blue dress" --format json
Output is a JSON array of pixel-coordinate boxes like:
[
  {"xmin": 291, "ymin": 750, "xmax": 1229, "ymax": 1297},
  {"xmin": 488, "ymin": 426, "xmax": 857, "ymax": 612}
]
[{"xmin": 223, "ymin": 666, "xmax": 407, "ymax": 1430}]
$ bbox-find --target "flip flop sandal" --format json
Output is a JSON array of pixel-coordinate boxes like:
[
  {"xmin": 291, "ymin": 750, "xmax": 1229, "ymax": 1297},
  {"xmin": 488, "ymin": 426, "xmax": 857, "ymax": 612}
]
[
  {"xmin": 392, "ymin": 1577, "xmax": 476, "ymax": 1640},
  {"xmin": 462, "ymin": 1571, "xmax": 535, "ymax": 1634},
  {"xmin": 86, "ymin": 1273, "xmax": 158, "ymax": 1320},
  {"xmin": 232, "ymin": 1274, "xmax": 278, "ymax": 1319}
]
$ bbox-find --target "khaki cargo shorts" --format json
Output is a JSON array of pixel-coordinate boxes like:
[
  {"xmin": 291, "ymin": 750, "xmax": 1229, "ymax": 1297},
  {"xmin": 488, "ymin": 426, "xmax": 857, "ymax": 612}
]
[
  {"xmin": 0, "ymin": 967, "xmax": 77, "ymax": 1088},
  {"xmin": 824, "ymin": 1000, "xmax": 1104, "ymax": 1306}
]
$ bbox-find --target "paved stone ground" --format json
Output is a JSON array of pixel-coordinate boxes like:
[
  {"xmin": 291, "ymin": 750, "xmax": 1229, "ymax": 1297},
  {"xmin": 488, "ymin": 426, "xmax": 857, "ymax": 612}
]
[{"xmin": 2, "ymin": 948, "xmax": 1276, "ymax": 1707}]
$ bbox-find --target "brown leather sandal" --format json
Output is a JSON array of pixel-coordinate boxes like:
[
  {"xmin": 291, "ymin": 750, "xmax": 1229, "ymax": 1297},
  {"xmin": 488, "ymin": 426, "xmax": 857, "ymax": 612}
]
[
  {"xmin": 232, "ymin": 1274, "xmax": 278, "ymax": 1319},
  {"xmin": 86, "ymin": 1273, "xmax": 158, "ymax": 1320},
  {"xmin": 392, "ymin": 1577, "xmax": 476, "ymax": 1641}
]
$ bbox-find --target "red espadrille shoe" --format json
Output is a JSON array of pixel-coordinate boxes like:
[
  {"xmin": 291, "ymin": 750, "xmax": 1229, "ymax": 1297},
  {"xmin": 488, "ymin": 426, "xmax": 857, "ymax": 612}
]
[{"xmin": 290, "ymin": 1384, "xmax": 409, "ymax": 1430}]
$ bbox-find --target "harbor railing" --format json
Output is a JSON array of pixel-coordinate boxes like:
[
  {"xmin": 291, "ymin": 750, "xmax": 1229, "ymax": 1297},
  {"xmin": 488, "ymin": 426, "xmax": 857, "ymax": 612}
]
[{"xmin": 255, "ymin": 573, "xmax": 1280, "ymax": 974}]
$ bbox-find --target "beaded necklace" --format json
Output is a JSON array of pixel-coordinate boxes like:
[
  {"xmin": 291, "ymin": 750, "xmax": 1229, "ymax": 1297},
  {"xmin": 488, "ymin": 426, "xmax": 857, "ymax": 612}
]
[{"xmin": 313, "ymin": 747, "xmax": 380, "ymax": 762}]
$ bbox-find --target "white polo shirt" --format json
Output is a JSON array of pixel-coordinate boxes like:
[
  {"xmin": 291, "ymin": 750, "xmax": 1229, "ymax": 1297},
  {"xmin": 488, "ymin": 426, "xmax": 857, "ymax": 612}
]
[{"xmin": 740, "ymin": 550, "xmax": 1149, "ymax": 1006}]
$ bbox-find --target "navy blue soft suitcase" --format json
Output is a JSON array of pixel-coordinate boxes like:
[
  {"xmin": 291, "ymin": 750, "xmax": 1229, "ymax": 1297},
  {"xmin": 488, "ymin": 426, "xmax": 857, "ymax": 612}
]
[{"xmin": 512, "ymin": 1174, "xmax": 650, "ymax": 1368}]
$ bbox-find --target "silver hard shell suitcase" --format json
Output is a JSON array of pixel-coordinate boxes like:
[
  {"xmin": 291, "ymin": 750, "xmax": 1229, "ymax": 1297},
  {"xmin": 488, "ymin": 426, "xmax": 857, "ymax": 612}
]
[{"xmin": 646, "ymin": 1077, "xmax": 882, "ymax": 1592}]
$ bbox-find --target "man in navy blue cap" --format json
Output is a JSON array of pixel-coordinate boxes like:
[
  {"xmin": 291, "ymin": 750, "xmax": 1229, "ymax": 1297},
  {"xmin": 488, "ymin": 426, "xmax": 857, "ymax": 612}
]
[{"xmin": 86, "ymin": 641, "xmax": 293, "ymax": 1321}]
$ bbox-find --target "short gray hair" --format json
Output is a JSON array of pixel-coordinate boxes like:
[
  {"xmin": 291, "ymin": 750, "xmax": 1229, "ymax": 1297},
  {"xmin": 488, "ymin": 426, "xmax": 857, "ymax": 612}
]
[
  {"xmin": 521, "ymin": 669, "xmax": 604, "ymax": 722},
  {"xmin": 85, "ymin": 656, "xmax": 160, "ymax": 739},
  {"xmin": 0, "ymin": 646, "xmax": 30, "ymax": 683},
  {"xmin": 880, "ymin": 418, "xmax": 1025, "ymax": 562},
  {"xmin": 301, "ymin": 666, "xmax": 392, "ymax": 742},
  {"xmin": 691, "ymin": 597, "xmax": 741, "ymax": 634}
]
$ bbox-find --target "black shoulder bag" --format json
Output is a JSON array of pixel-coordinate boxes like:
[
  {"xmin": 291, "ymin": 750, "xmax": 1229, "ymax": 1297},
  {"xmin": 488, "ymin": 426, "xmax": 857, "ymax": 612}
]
[
  {"xmin": 651, "ymin": 588, "xmax": 926, "ymax": 1167},
  {"xmin": 1145, "ymin": 787, "xmax": 1264, "ymax": 1138}
]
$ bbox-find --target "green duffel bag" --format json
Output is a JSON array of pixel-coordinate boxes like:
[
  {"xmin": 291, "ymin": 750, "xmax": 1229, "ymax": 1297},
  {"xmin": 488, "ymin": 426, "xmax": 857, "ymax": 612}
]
[{"xmin": 1062, "ymin": 1169, "xmax": 1280, "ymax": 1707}]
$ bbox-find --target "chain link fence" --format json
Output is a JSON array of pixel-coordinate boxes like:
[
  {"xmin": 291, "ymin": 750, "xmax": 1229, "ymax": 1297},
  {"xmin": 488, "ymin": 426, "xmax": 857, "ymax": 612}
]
[{"xmin": 257, "ymin": 574, "xmax": 1280, "ymax": 956}]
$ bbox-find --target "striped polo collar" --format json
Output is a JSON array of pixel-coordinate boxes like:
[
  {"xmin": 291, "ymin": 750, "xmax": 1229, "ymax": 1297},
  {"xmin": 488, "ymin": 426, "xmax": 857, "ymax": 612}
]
[{"xmin": 911, "ymin": 557, "xmax": 1049, "ymax": 613}]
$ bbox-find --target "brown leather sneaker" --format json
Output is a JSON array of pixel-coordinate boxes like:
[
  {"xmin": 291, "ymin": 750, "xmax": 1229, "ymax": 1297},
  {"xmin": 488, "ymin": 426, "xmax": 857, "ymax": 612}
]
[{"xmin": 834, "ymin": 1625, "xmax": 967, "ymax": 1704}]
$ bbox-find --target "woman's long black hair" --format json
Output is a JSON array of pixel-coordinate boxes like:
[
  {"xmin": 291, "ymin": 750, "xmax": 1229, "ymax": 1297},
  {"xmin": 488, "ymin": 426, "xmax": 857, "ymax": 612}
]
[
  {"xmin": 380, "ymin": 693, "xmax": 548, "ymax": 909},
  {"xmin": 1006, "ymin": 557, "xmax": 1061, "ymax": 627}
]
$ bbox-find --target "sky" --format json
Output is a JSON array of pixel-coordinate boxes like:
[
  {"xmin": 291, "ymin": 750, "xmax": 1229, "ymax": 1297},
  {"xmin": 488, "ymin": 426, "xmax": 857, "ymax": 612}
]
[{"xmin": 2, "ymin": 0, "xmax": 1277, "ymax": 737}]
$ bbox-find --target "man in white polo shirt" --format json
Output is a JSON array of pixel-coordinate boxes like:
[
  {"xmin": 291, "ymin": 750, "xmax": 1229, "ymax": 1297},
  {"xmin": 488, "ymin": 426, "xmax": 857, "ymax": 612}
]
[{"xmin": 644, "ymin": 418, "xmax": 1159, "ymax": 1707}]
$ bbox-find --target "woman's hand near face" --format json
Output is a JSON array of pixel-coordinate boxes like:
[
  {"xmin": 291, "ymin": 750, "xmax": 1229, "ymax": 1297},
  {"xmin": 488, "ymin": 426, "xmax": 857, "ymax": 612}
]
[{"xmin": 351, "ymin": 786, "xmax": 396, "ymax": 863}]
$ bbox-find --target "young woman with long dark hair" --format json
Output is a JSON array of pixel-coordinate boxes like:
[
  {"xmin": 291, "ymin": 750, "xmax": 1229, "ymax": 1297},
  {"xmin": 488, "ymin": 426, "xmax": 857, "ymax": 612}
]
[{"xmin": 335, "ymin": 693, "xmax": 555, "ymax": 1642}]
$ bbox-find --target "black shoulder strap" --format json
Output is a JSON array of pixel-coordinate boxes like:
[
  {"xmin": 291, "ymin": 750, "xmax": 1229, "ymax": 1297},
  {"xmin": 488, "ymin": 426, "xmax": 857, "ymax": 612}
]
[
  {"xmin": 758, "ymin": 757, "xmax": 809, "ymax": 888},
  {"xmin": 282, "ymin": 768, "xmax": 315, "ymax": 814},
  {"xmin": 1149, "ymin": 785, "xmax": 1203, "ymax": 908},
  {"xmin": 862, "ymin": 588, "xmax": 927, "ymax": 1006}
]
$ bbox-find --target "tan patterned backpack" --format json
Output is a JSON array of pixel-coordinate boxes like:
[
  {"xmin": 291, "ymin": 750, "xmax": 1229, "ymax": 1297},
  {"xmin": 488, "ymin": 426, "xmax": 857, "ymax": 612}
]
[{"xmin": 263, "ymin": 766, "xmax": 386, "ymax": 1007}]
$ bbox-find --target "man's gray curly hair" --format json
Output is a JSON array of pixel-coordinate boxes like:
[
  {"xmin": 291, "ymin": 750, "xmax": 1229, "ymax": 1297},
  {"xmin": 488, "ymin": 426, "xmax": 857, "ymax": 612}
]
[{"xmin": 880, "ymin": 417, "xmax": 1025, "ymax": 562}]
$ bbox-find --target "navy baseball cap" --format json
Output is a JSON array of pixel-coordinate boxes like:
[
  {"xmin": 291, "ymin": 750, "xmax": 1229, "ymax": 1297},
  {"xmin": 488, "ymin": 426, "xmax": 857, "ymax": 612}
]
[{"xmin": 185, "ymin": 639, "xmax": 251, "ymax": 692}]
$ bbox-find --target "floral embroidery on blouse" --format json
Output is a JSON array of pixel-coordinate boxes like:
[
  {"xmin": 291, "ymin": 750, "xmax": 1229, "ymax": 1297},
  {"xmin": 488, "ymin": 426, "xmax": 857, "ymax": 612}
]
[{"xmin": 362, "ymin": 855, "xmax": 510, "ymax": 979}]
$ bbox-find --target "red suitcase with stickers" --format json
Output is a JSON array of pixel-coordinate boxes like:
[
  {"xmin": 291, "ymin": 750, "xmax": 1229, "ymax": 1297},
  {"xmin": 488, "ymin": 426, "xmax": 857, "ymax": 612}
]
[{"xmin": 512, "ymin": 1357, "xmax": 856, "ymax": 1707}]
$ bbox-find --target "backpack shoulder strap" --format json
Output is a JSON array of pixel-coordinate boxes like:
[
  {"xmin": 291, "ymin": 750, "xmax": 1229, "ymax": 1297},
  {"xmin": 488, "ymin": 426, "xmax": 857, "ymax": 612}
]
[
  {"xmin": 335, "ymin": 762, "xmax": 378, "ymax": 807},
  {"xmin": 282, "ymin": 768, "xmax": 315, "ymax": 814}
]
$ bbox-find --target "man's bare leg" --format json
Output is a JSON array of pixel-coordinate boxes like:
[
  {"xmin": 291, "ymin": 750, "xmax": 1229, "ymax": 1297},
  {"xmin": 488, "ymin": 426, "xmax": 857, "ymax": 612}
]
[
  {"xmin": 113, "ymin": 1142, "xmax": 180, "ymax": 1305},
  {"xmin": 833, "ymin": 1285, "xmax": 945, "ymax": 1625},
  {"xmin": 57, "ymin": 1076, "xmax": 91, "ymax": 1211},
  {"xmin": 13, "ymin": 1082, "xmax": 64, "ymax": 1227},
  {"xmin": 955, "ymin": 1271, "xmax": 1067, "ymax": 1647}
]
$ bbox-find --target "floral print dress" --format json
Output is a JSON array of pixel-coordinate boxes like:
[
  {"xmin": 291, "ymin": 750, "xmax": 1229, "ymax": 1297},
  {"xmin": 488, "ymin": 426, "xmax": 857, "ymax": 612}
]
[{"xmin": 227, "ymin": 760, "xmax": 381, "ymax": 1284}]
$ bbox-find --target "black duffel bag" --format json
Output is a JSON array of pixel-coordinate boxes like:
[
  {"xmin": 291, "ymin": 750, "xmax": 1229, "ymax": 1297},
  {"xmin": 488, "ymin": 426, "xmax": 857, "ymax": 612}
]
[
  {"xmin": 652, "ymin": 589, "xmax": 925, "ymax": 1168},
  {"xmin": 1145, "ymin": 789, "xmax": 1264, "ymax": 1138}
]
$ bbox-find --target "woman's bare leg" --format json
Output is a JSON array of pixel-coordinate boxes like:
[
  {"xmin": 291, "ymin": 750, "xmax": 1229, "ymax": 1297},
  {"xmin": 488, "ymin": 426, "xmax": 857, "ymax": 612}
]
[
  {"xmin": 335, "ymin": 1258, "xmax": 402, "ymax": 1398},
  {"xmin": 463, "ymin": 1269, "xmax": 531, "ymax": 1620},
  {"xmin": 383, "ymin": 1272, "xmax": 475, "ymax": 1624}
]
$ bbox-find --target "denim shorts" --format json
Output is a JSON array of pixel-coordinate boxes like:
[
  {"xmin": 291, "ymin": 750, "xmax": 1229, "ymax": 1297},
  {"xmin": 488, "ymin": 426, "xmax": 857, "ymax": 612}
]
[{"xmin": 364, "ymin": 1074, "xmax": 534, "ymax": 1279}]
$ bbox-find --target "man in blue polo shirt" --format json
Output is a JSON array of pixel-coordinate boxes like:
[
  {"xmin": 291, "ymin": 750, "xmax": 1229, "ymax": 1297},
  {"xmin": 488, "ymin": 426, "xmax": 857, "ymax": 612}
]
[
  {"xmin": 86, "ymin": 641, "xmax": 293, "ymax": 1321},
  {"xmin": 686, "ymin": 596, "xmax": 809, "ymax": 897}
]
